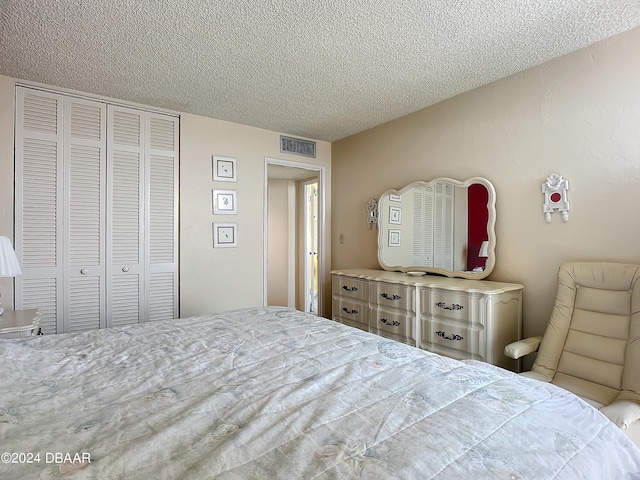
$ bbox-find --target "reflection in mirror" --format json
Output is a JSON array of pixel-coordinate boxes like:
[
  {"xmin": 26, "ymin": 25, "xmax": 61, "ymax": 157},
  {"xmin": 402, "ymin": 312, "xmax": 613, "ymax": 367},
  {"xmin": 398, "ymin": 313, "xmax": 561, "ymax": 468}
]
[{"xmin": 377, "ymin": 177, "xmax": 496, "ymax": 279}]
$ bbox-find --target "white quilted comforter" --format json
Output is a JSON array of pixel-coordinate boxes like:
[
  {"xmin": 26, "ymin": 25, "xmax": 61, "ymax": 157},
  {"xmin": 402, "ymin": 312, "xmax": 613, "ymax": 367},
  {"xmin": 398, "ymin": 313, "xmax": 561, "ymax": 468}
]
[{"xmin": 2, "ymin": 306, "xmax": 640, "ymax": 479}]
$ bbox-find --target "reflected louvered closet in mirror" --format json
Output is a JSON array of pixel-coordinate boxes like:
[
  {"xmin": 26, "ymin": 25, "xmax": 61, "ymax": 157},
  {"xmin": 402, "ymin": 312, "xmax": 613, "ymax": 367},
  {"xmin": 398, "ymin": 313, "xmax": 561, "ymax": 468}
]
[{"xmin": 14, "ymin": 86, "xmax": 179, "ymax": 334}]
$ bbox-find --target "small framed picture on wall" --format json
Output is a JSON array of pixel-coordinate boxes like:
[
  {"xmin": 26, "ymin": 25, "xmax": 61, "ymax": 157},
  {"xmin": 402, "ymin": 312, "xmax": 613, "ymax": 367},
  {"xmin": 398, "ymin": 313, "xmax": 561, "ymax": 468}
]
[
  {"xmin": 213, "ymin": 222, "xmax": 238, "ymax": 248},
  {"xmin": 213, "ymin": 189, "xmax": 237, "ymax": 215},
  {"xmin": 212, "ymin": 155, "xmax": 237, "ymax": 182}
]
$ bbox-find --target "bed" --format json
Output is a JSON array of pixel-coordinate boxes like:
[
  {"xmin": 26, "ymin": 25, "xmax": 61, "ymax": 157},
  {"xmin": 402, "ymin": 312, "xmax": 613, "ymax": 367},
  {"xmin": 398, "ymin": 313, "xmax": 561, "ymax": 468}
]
[{"xmin": 2, "ymin": 306, "xmax": 640, "ymax": 479}]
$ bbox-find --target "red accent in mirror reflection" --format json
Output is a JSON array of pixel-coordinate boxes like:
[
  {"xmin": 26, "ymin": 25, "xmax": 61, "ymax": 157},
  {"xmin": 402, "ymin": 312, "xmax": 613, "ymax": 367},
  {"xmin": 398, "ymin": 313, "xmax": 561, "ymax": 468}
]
[
  {"xmin": 467, "ymin": 184, "xmax": 489, "ymax": 270},
  {"xmin": 550, "ymin": 192, "xmax": 561, "ymax": 202}
]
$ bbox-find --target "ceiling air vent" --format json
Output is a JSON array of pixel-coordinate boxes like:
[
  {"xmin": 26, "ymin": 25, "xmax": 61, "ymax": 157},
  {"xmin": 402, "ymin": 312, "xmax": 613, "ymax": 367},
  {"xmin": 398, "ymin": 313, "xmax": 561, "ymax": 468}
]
[{"xmin": 280, "ymin": 135, "xmax": 316, "ymax": 158}]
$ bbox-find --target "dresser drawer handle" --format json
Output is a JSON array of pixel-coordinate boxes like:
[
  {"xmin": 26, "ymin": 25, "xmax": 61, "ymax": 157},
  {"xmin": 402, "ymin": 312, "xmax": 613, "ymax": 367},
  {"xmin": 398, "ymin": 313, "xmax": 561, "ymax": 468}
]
[
  {"xmin": 435, "ymin": 301, "xmax": 464, "ymax": 311},
  {"xmin": 342, "ymin": 285, "xmax": 359, "ymax": 292},
  {"xmin": 381, "ymin": 293, "xmax": 401, "ymax": 301},
  {"xmin": 342, "ymin": 307, "xmax": 358, "ymax": 315},
  {"xmin": 380, "ymin": 318, "xmax": 400, "ymax": 327},
  {"xmin": 436, "ymin": 331, "xmax": 464, "ymax": 341}
]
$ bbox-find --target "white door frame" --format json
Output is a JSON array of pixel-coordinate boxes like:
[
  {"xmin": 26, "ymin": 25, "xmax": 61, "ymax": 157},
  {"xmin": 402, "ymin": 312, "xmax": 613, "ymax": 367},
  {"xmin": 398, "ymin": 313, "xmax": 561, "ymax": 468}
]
[{"xmin": 264, "ymin": 157, "xmax": 326, "ymax": 317}]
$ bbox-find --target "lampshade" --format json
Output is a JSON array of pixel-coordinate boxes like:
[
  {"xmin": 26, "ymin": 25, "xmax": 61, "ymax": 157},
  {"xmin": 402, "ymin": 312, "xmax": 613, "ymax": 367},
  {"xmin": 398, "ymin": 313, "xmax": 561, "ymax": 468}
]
[
  {"xmin": 478, "ymin": 241, "xmax": 489, "ymax": 258},
  {"xmin": 0, "ymin": 236, "xmax": 22, "ymax": 277}
]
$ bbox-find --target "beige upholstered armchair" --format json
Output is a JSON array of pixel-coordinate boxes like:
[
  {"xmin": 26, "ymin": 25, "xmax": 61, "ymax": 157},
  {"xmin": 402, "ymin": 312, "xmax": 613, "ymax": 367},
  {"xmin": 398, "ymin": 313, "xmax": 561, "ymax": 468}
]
[{"xmin": 504, "ymin": 262, "xmax": 640, "ymax": 448}]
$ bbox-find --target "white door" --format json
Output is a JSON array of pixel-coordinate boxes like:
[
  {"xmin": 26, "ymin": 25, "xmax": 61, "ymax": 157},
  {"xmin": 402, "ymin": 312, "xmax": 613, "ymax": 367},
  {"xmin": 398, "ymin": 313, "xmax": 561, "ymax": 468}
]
[
  {"xmin": 107, "ymin": 106, "xmax": 144, "ymax": 326},
  {"xmin": 15, "ymin": 88, "xmax": 65, "ymax": 335},
  {"xmin": 65, "ymin": 97, "xmax": 107, "ymax": 332},
  {"xmin": 304, "ymin": 181, "xmax": 318, "ymax": 314},
  {"xmin": 145, "ymin": 113, "xmax": 179, "ymax": 321}
]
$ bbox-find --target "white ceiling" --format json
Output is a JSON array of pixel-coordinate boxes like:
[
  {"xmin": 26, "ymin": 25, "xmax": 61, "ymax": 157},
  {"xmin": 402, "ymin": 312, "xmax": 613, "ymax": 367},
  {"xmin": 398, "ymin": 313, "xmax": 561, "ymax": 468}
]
[{"xmin": 1, "ymin": 1, "xmax": 639, "ymax": 142}]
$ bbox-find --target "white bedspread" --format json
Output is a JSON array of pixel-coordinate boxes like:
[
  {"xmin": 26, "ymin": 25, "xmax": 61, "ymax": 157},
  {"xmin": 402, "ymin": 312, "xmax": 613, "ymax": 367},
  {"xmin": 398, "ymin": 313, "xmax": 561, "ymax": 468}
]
[{"xmin": 2, "ymin": 306, "xmax": 640, "ymax": 479}]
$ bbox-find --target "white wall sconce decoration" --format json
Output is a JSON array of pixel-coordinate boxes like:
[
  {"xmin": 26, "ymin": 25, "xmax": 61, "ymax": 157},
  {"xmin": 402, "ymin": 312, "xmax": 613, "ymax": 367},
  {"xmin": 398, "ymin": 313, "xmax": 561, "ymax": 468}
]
[
  {"xmin": 367, "ymin": 198, "xmax": 378, "ymax": 229},
  {"xmin": 542, "ymin": 173, "xmax": 570, "ymax": 223}
]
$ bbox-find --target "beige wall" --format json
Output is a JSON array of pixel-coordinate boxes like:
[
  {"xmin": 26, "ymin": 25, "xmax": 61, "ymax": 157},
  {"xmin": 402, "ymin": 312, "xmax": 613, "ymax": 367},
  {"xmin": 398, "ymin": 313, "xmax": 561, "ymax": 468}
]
[
  {"xmin": 332, "ymin": 26, "xmax": 640, "ymax": 339},
  {"xmin": 0, "ymin": 79, "xmax": 331, "ymax": 319},
  {"xmin": 267, "ymin": 179, "xmax": 293, "ymax": 307},
  {"xmin": 0, "ymin": 76, "xmax": 16, "ymax": 310},
  {"xmin": 179, "ymin": 113, "xmax": 331, "ymax": 317}
]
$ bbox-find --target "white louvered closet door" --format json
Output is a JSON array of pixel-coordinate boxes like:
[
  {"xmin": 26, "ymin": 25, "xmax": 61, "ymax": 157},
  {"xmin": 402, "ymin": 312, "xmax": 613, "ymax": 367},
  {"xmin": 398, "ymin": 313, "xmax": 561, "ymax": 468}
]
[
  {"xmin": 64, "ymin": 98, "xmax": 107, "ymax": 333},
  {"xmin": 107, "ymin": 106, "xmax": 145, "ymax": 327},
  {"xmin": 146, "ymin": 113, "xmax": 179, "ymax": 322},
  {"xmin": 433, "ymin": 183, "xmax": 455, "ymax": 270},
  {"xmin": 413, "ymin": 186, "xmax": 434, "ymax": 267},
  {"xmin": 14, "ymin": 88, "xmax": 65, "ymax": 335}
]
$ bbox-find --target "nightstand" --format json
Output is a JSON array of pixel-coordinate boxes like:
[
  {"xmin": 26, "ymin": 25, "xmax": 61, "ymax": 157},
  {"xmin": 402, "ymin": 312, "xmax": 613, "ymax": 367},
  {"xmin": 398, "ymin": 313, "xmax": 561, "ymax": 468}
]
[{"xmin": 0, "ymin": 309, "xmax": 42, "ymax": 338}]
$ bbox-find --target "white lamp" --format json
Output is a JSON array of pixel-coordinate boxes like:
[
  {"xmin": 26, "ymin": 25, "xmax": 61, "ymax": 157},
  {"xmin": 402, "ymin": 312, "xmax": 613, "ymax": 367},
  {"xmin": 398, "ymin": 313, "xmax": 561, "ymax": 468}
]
[
  {"xmin": 478, "ymin": 241, "xmax": 489, "ymax": 259},
  {"xmin": 0, "ymin": 236, "xmax": 22, "ymax": 316},
  {"xmin": 471, "ymin": 241, "xmax": 490, "ymax": 272}
]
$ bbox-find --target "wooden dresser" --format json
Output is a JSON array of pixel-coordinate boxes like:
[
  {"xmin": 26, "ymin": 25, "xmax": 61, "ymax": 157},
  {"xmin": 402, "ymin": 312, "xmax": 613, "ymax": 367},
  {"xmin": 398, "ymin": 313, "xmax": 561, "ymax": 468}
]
[{"xmin": 331, "ymin": 269, "xmax": 523, "ymax": 371}]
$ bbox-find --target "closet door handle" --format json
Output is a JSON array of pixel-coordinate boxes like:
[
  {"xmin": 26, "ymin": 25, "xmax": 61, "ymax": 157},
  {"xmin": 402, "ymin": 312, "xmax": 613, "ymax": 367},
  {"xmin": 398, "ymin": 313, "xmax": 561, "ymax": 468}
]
[
  {"xmin": 80, "ymin": 269, "xmax": 87, "ymax": 275},
  {"xmin": 122, "ymin": 266, "xmax": 129, "ymax": 272}
]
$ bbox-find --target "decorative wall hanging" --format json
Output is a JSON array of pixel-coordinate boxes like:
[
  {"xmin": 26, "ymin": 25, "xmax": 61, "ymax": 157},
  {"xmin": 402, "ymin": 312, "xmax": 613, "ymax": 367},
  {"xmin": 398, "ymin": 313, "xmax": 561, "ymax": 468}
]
[
  {"xmin": 213, "ymin": 189, "xmax": 237, "ymax": 215},
  {"xmin": 212, "ymin": 155, "xmax": 237, "ymax": 182},
  {"xmin": 542, "ymin": 173, "xmax": 570, "ymax": 223},
  {"xmin": 213, "ymin": 222, "xmax": 238, "ymax": 248},
  {"xmin": 366, "ymin": 198, "xmax": 378, "ymax": 229}
]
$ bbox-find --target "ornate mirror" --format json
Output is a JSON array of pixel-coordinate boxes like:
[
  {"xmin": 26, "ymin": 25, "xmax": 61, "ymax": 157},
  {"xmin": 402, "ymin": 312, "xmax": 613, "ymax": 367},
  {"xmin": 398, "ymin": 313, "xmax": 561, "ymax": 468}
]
[{"xmin": 377, "ymin": 177, "xmax": 496, "ymax": 279}]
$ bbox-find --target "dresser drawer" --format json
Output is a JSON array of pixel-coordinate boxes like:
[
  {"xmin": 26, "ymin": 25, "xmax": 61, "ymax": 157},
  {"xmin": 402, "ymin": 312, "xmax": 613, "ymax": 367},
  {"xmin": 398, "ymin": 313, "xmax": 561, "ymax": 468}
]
[
  {"xmin": 332, "ymin": 297, "xmax": 368, "ymax": 331},
  {"xmin": 421, "ymin": 318, "xmax": 483, "ymax": 361},
  {"xmin": 369, "ymin": 281, "xmax": 415, "ymax": 312},
  {"xmin": 370, "ymin": 307, "xmax": 415, "ymax": 345},
  {"xmin": 421, "ymin": 289, "xmax": 471, "ymax": 323},
  {"xmin": 332, "ymin": 275, "xmax": 368, "ymax": 301}
]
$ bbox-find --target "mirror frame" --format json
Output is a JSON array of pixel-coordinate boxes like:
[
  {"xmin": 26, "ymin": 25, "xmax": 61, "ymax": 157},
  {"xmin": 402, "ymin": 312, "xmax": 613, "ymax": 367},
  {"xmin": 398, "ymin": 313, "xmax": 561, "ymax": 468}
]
[{"xmin": 377, "ymin": 177, "xmax": 496, "ymax": 280}]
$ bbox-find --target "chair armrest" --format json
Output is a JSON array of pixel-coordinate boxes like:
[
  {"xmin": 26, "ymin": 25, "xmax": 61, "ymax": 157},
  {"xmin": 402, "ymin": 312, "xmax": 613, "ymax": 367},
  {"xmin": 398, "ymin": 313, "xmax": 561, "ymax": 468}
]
[
  {"xmin": 600, "ymin": 401, "xmax": 640, "ymax": 430},
  {"xmin": 504, "ymin": 336, "xmax": 542, "ymax": 360}
]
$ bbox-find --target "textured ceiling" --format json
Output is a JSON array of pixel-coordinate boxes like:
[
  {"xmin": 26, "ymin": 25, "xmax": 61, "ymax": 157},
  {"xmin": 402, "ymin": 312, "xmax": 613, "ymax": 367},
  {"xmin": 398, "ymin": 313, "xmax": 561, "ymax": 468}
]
[{"xmin": 1, "ymin": 1, "xmax": 639, "ymax": 142}]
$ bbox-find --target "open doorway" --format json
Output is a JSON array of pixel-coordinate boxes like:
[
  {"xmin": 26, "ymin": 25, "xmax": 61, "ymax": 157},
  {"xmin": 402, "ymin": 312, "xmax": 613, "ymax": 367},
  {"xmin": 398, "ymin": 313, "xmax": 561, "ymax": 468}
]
[{"xmin": 264, "ymin": 158, "xmax": 325, "ymax": 316}]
